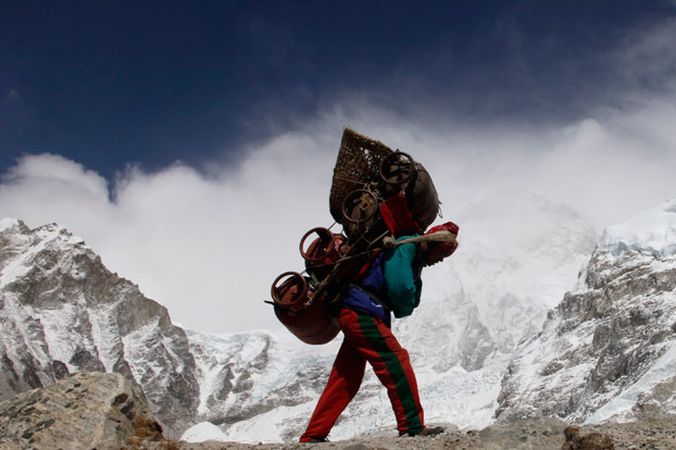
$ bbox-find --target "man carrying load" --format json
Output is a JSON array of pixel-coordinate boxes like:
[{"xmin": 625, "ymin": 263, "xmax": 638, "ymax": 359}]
[
  {"xmin": 269, "ymin": 129, "xmax": 460, "ymax": 442},
  {"xmin": 300, "ymin": 193, "xmax": 460, "ymax": 442}
]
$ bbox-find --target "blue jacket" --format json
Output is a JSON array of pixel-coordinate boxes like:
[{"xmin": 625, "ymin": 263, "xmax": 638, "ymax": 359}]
[{"xmin": 341, "ymin": 236, "xmax": 423, "ymax": 326}]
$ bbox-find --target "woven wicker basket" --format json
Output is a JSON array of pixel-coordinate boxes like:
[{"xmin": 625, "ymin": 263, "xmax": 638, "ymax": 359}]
[{"xmin": 329, "ymin": 128, "xmax": 393, "ymax": 224}]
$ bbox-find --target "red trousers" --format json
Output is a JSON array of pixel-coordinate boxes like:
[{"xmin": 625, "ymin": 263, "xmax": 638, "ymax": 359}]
[{"xmin": 300, "ymin": 308, "xmax": 424, "ymax": 442}]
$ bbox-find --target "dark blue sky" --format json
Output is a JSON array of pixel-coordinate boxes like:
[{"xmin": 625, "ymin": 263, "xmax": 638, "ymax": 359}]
[{"xmin": 1, "ymin": 1, "xmax": 674, "ymax": 179}]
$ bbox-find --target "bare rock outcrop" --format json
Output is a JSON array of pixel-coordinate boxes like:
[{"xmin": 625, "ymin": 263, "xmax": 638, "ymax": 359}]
[
  {"xmin": 561, "ymin": 426, "xmax": 615, "ymax": 450},
  {"xmin": 0, "ymin": 372, "xmax": 162, "ymax": 450}
]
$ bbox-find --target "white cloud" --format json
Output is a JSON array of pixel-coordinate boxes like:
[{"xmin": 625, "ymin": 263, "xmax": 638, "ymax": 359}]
[
  {"xmin": 4, "ymin": 153, "xmax": 108, "ymax": 197},
  {"xmin": 1, "ymin": 95, "xmax": 676, "ymax": 334},
  {"xmin": 0, "ymin": 154, "xmax": 113, "ymax": 238},
  {"xmin": 0, "ymin": 135, "xmax": 337, "ymax": 333}
]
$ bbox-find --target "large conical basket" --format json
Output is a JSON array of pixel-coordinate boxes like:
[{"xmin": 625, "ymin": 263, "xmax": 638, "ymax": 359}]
[
  {"xmin": 329, "ymin": 128, "xmax": 440, "ymax": 231},
  {"xmin": 329, "ymin": 128, "xmax": 393, "ymax": 225}
]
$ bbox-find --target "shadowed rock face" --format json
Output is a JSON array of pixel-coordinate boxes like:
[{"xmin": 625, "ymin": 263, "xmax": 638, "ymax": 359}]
[
  {"xmin": 0, "ymin": 220, "xmax": 199, "ymax": 435},
  {"xmin": 496, "ymin": 241, "xmax": 676, "ymax": 423}
]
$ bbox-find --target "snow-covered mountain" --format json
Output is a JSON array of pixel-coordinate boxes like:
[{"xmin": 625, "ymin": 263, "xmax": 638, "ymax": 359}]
[
  {"xmin": 4, "ymin": 194, "xmax": 673, "ymax": 444},
  {"xmin": 0, "ymin": 218, "xmax": 199, "ymax": 434},
  {"xmin": 496, "ymin": 199, "xmax": 676, "ymax": 424},
  {"xmin": 0, "ymin": 192, "xmax": 601, "ymax": 443}
]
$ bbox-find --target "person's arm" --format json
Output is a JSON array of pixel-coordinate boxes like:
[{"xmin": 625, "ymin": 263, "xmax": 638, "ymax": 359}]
[{"xmin": 383, "ymin": 237, "xmax": 421, "ymax": 318}]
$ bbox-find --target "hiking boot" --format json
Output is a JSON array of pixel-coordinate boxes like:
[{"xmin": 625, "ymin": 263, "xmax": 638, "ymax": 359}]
[
  {"xmin": 300, "ymin": 436, "xmax": 329, "ymax": 443},
  {"xmin": 400, "ymin": 426, "xmax": 445, "ymax": 437}
]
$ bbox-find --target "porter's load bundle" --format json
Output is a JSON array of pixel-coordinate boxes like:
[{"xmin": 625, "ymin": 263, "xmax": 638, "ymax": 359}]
[
  {"xmin": 269, "ymin": 227, "xmax": 359, "ymax": 345},
  {"xmin": 329, "ymin": 128, "xmax": 440, "ymax": 236},
  {"xmin": 269, "ymin": 129, "xmax": 443, "ymax": 345},
  {"xmin": 270, "ymin": 271, "xmax": 339, "ymax": 345}
]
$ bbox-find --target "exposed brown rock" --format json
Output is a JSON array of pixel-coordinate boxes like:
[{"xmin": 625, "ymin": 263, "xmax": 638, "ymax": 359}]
[
  {"xmin": 0, "ymin": 372, "xmax": 156, "ymax": 450},
  {"xmin": 562, "ymin": 426, "xmax": 615, "ymax": 450}
]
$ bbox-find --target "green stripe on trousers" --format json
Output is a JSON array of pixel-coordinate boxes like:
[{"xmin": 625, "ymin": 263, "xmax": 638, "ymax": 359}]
[{"xmin": 356, "ymin": 313, "xmax": 422, "ymax": 433}]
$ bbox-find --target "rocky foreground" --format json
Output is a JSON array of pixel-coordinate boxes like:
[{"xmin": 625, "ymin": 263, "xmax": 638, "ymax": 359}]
[
  {"xmin": 180, "ymin": 418, "xmax": 676, "ymax": 450},
  {"xmin": 1, "ymin": 373, "xmax": 674, "ymax": 450},
  {"xmin": 0, "ymin": 372, "xmax": 161, "ymax": 449}
]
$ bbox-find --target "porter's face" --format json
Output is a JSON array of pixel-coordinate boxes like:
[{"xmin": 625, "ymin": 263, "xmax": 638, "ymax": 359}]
[{"xmin": 422, "ymin": 243, "xmax": 448, "ymax": 267}]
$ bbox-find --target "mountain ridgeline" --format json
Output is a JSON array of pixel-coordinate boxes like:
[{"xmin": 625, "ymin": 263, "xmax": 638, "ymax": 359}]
[{"xmin": 0, "ymin": 197, "xmax": 674, "ymax": 443}]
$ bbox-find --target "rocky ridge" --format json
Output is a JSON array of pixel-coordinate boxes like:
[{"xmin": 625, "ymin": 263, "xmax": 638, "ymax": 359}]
[
  {"xmin": 2, "ymin": 196, "xmax": 674, "ymax": 445},
  {"xmin": 0, "ymin": 371, "xmax": 163, "ymax": 450}
]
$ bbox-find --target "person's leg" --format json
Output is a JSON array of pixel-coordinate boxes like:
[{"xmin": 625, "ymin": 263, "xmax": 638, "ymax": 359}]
[
  {"xmin": 340, "ymin": 309, "xmax": 425, "ymax": 435},
  {"xmin": 300, "ymin": 336, "xmax": 366, "ymax": 442}
]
